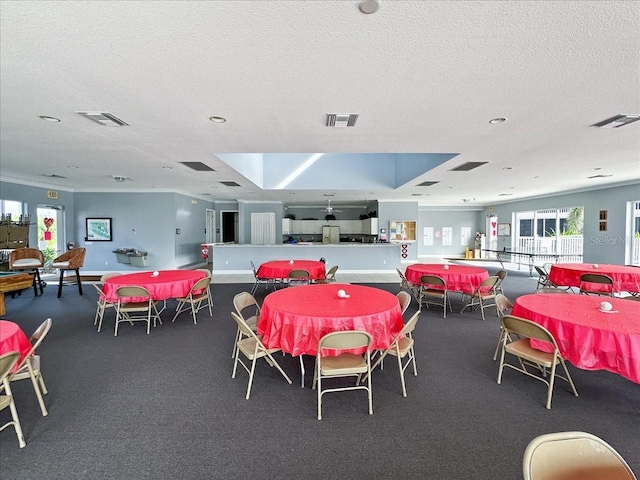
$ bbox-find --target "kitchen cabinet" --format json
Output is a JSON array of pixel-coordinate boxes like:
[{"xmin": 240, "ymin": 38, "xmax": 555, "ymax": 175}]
[
  {"xmin": 362, "ymin": 218, "xmax": 379, "ymax": 235},
  {"xmin": 282, "ymin": 218, "xmax": 292, "ymax": 235}
]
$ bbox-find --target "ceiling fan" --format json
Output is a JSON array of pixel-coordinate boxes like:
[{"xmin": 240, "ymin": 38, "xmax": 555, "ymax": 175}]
[{"xmin": 319, "ymin": 200, "xmax": 342, "ymax": 213}]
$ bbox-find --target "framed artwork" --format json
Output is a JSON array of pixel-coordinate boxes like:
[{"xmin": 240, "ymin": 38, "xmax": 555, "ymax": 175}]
[
  {"xmin": 497, "ymin": 223, "xmax": 511, "ymax": 236},
  {"xmin": 86, "ymin": 217, "xmax": 113, "ymax": 241}
]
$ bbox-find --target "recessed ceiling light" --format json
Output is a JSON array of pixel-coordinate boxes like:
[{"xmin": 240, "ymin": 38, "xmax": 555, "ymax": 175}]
[
  {"xmin": 39, "ymin": 116, "xmax": 60, "ymax": 122},
  {"xmin": 489, "ymin": 118, "xmax": 507, "ymax": 124},
  {"xmin": 209, "ymin": 116, "xmax": 226, "ymax": 123},
  {"xmin": 502, "ymin": 167, "xmax": 512, "ymax": 170},
  {"xmin": 359, "ymin": 0, "xmax": 379, "ymax": 14},
  {"xmin": 162, "ymin": 166, "xmax": 173, "ymax": 170}
]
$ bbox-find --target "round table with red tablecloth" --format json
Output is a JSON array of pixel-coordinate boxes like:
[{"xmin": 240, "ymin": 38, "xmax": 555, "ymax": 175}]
[
  {"xmin": 549, "ymin": 263, "xmax": 640, "ymax": 294},
  {"xmin": 102, "ymin": 270, "xmax": 207, "ymax": 302},
  {"xmin": 404, "ymin": 264, "xmax": 489, "ymax": 293},
  {"xmin": 512, "ymin": 293, "xmax": 640, "ymax": 384},
  {"xmin": 0, "ymin": 320, "xmax": 32, "ymax": 372},
  {"xmin": 257, "ymin": 260, "xmax": 326, "ymax": 281}
]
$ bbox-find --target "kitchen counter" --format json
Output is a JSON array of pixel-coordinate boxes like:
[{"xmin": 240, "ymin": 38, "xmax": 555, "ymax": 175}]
[{"xmin": 207, "ymin": 243, "xmax": 401, "ymax": 272}]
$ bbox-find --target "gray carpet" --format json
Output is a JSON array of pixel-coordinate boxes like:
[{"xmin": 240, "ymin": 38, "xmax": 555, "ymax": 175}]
[{"xmin": 1, "ymin": 267, "xmax": 638, "ymax": 479}]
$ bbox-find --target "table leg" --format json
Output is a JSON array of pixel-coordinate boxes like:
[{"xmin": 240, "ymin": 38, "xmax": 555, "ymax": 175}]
[
  {"xmin": 299, "ymin": 356, "xmax": 305, "ymax": 388},
  {"xmin": 0, "ymin": 292, "xmax": 5, "ymax": 317}
]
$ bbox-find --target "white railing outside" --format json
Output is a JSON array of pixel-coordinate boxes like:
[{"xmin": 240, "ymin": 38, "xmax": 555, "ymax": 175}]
[
  {"xmin": 516, "ymin": 236, "xmax": 583, "ymax": 263},
  {"xmin": 633, "ymin": 236, "xmax": 640, "ymax": 266}
]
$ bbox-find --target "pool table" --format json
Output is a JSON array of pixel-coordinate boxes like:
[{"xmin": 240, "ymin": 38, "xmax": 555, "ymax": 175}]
[{"xmin": 0, "ymin": 271, "xmax": 34, "ymax": 316}]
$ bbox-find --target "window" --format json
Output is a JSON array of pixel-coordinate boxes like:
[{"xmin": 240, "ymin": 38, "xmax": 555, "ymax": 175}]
[
  {"xmin": 519, "ymin": 219, "xmax": 533, "ymax": 237},
  {"xmin": 0, "ymin": 199, "xmax": 24, "ymax": 221}
]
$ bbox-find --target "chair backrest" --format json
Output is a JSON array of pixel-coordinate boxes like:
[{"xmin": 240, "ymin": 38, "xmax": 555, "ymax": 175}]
[
  {"xmin": 231, "ymin": 311, "xmax": 260, "ymax": 341},
  {"xmin": 535, "ymin": 287, "xmax": 570, "ymax": 294},
  {"xmin": 30, "ymin": 317, "xmax": 53, "ymax": 346},
  {"xmin": 476, "ymin": 275, "xmax": 500, "ymax": 294},
  {"xmin": 115, "ymin": 286, "xmax": 151, "ymax": 301},
  {"xmin": 396, "ymin": 291, "xmax": 412, "ymax": 314},
  {"xmin": 190, "ymin": 276, "xmax": 211, "ymax": 294},
  {"xmin": 325, "ymin": 265, "xmax": 338, "ymax": 279},
  {"xmin": 250, "ymin": 261, "xmax": 258, "ymax": 276},
  {"xmin": 288, "ymin": 269, "xmax": 310, "ymax": 279},
  {"xmin": 534, "ymin": 265, "xmax": 548, "ymax": 278},
  {"xmin": 397, "ymin": 268, "xmax": 409, "ymax": 284},
  {"xmin": 420, "ymin": 275, "xmax": 446, "ymax": 288},
  {"xmin": 318, "ymin": 330, "xmax": 372, "ymax": 353},
  {"xmin": 100, "ymin": 272, "xmax": 121, "ymax": 283},
  {"xmin": 54, "ymin": 247, "xmax": 86, "ymax": 268},
  {"xmin": 501, "ymin": 315, "xmax": 556, "ymax": 345},
  {"xmin": 0, "ymin": 351, "xmax": 20, "ymax": 382},
  {"xmin": 523, "ymin": 431, "xmax": 638, "ymax": 480},
  {"xmin": 196, "ymin": 268, "xmax": 212, "ymax": 278},
  {"xmin": 496, "ymin": 269, "xmax": 507, "ymax": 281},
  {"xmin": 9, "ymin": 248, "xmax": 44, "ymax": 268},
  {"xmin": 495, "ymin": 294, "xmax": 513, "ymax": 315},
  {"xmin": 580, "ymin": 273, "xmax": 614, "ymax": 285},
  {"xmin": 398, "ymin": 310, "xmax": 420, "ymax": 336},
  {"xmin": 233, "ymin": 292, "xmax": 260, "ymax": 317}
]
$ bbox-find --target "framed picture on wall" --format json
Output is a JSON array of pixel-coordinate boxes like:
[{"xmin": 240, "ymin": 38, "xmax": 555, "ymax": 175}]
[
  {"xmin": 497, "ymin": 223, "xmax": 511, "ymax": 236},
  {"xmin": 86, "ymin": 217, "xmax": 113, "ymax": 241}
]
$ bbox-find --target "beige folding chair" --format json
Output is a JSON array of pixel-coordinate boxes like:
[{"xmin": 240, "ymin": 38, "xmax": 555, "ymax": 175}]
[
  {"xmin": 418, "ymin": 275, "xmax": 450, "ymax": 318},
  {"xmin": 579, "ymin": 273, "xmax": 614, "ymax": 297},
  {"xmin": 51, "ymin": 247, "xmax": 86, "ymax": 298},
  {"xmin": 396, "ymin": 291, "xmax": 412, "ymax": 315},
  {"xmin": 287, "ymin": 269, "xmax": 310, "ymax": 286},
  {"xmin": 533, "ymin": 265, "xmax": 552, "ymax": 291},
  {"xmin": 315, "ymin": 265, "xmax": 338, "ymax": 284},
  {"xmin": 250, "ymin": 260, "xmax": 272, "ymax": 295},
  {"xmin": 494, "ymin": 269, "xmax": 508, "ymax": 295},
  {"xmin": 312, "ymin": 330, "xmax": 373, "ymax": 420},
  {"xmin": 497, "ymin": 315, "xmax": 578, "ymax": 409},
  {"xmin": 365, "ymin": 311, "xmax": 420, "ymax": 397},
  {"xmin": 523, "ymin": 431, "xmax": 638, "ymax": 480},
  {"xmin": 0, "ymin": 318, "xmax": 52, "ymax": 417},
  {"xmin": 114, "ymin": 286, "xmax": 161, "ymax": 336},
  {"xmin": 397, "ymin": 268, "xmax": 419, "ymax": 300},
  {"xmin": 230, "ymin": 312, "xmax": 291, "ymax": 399},
  {"xmin": 171, "ymin": 276, "xmax": 213, "ymax": 324},
  {"xmin": 0, "ymin": 351, "xmax": 27, "ymax": 448},
  {"xmin": 232, "ymin": 291, "xmax": 260, "ymax": 358},
  {"xmin": 460, "ymin": 275, "xmax": 500, "ymax": 320},
  {"xmin": 492, "ymin": 294, "xmax": 514, "ymax": 361},
  {"xmin": 93, "ymin": 273, "xmax": 121, "ymax": 332}
]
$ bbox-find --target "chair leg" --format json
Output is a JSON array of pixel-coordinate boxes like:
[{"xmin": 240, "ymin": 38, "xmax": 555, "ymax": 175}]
[
  {"xmin": 57, "ymin": 270, "xmax": 64, "ymax": 298},
  {"xmin": 27, "ymin": 363, "xmax": 48, "ymax": 416},
  {"xmin": 75, "ymin": 269, "xmax": 83, "ymax": 295},
  {"xmin": 1, "ymin": 380, "xmax": 26, "ymax": 448},
  {"xmin": 397, "ymin": 353, "xmax": 407, "ymax": 397}
]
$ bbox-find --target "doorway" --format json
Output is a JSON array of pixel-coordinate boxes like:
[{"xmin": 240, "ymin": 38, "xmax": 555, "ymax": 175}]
[
  {"xmin": 220, "ymin": 211, "xmax": 238, "ymax": 243},
  {"xmin": 37, "ymin": 205, "xmax": 65, "ymax": 270}
]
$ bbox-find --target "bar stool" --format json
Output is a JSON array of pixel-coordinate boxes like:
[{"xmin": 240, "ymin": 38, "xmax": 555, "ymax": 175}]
[{"xmin": 9, "ymin": 247, "xmax": 45, "ymax": 296}]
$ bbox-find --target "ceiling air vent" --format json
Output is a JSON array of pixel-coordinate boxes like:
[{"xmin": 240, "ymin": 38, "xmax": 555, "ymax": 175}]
[
  {"xmin": 326, "ymin": 114, "xmax": 359, "ymax": 127},
  {"xmin": 76, "ymin": 112, "xmax": 128, "ymax": 127},
  {"xmin": 417, "ymin": 181, "xmax": 440, "ymax": 187},
  {"xmin": 220, "ymin": 181, "xmax": 241, "ymax": 187},
  {"xmin": 449, "ymin": 162, "xmax": 488, "ymax": 172},
  {"xmin": 591, "ymin": 115, "xmax": 640, "ymax": 128},
  {"xmin": 180, "ymin": 162, "xmax": 216, "ymax": 172}
]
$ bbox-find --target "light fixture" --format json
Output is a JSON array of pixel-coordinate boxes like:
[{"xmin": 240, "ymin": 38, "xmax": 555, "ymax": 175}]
[
  {"xmin": 489, "ymin": 118, "xmax": 506, "ymax": 124},
  {"xmin": 326, "ymin": 114, "xmax": 359, "ymax": 127},
  {"xmin": 77, "ymin": 112, "xmax": 128, "ymax": 126},
  {"xmin": 66, "ymin": 165, "xmax": 79, "ymax": 169},
  {"xmin": 591, "ymin": 114, "xmax": 640, "ymax": 128},
  {"xmin": 209, "ymin": 116, "xmax": 226, "ymax": 123},
  {"xmin": 359, "ymin": 0, "xmax": 379, "ymax": 14},
  {"xmin": 112, "ymin": 175, "xmax": 127, "ymax": 183},
  {"xmin": 502, "ymin": 167, "xmax": 512, "ymax": 170},
  {"xmin": 39, "ymin": 116, "xmax": 60, "ymax": 122}
]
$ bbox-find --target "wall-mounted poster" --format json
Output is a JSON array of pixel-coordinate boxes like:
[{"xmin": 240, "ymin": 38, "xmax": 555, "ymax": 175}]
[
  {"xmin": 497, "ymin": 223, "xmax": 511, "ymax": 236},
  {"xmin": 86, "ymin": 217, "xmax": 113, "ymax": 241},
  {"xmin": 389, "ymin": 221, "xmax": 417, "ymax": 243}
]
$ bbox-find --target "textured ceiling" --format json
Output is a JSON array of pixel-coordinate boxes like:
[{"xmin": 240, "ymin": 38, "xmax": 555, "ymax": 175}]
[{"xmin": 0, "ymin": 1, "xmax": 638, "ymax": 207}]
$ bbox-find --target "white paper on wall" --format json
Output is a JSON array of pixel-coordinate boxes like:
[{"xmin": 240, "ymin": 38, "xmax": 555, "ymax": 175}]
[{"xmin": 423, "ymin": 226, "xmax": 434, "ymax": 246}]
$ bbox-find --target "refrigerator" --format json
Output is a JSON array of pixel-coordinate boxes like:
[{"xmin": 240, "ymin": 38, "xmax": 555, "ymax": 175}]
[{"xmin": 322, "ymin": 226, "xmax": 340, "ymax": 244}]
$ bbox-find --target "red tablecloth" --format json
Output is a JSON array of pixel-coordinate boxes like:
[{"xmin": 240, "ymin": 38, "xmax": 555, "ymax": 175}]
[
  {"xmin": 512, "ymin": 294, "xmax": 640, "ymax": 384},
  {"xmin": 257, "ymin": 260, "xmax": 326, "ymax": 280},
  {"xmin": 405, "ymin": 264, "xmax": 489, "ymax": 293},
  {"xmin": 102, "ymin": 270, "xmax": 206, "ymax": 302},
  {"xmin": 0, "ymin": 320, "xmax": 32, "ymax": 372},
  {"xmin": 549, "ymin": 263, "xmax": 640, "ymax": 294},
  {"xmin": 258, "ymin": 284, "xmax": 404, "ymax": 356}
]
